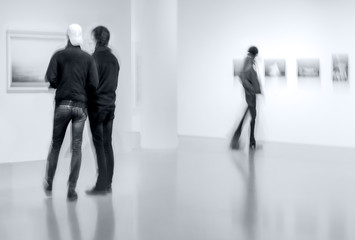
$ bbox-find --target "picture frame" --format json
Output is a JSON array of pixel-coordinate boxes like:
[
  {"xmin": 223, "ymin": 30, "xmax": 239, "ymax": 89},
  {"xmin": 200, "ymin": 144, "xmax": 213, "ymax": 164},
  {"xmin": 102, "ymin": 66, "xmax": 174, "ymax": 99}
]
[
  {"xmin": 7, "ymin": 30, "xmax": 67, "ymax": 92},
  {"xmin": 332, "ymin": 54, "xmax": 348, "ymax": 83},
  {"xmin": 297, "ymin": 58, "xmax": 320, "ymax": 78},
  {"xmin": 264, "ymin": 59, "xmax": 287, "ymax": 88},
  {"xmin": 297, "ymin": 58, "xmax": 320, "ymax": 88},
  {"xmin": 264, "ymin": 59, "xmax": 286, "ymax": 77}
]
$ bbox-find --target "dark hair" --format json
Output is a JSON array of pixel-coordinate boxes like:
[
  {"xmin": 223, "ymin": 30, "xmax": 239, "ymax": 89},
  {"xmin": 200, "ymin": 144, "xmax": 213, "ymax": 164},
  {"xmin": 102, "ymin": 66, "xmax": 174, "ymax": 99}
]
[
  {"xmin": 92, "ymin": 26, "xmax": 110, "ymax": 47},
  {"xmin": 248, "ymin": 46, "xmax": 258, "ymax": 56}
]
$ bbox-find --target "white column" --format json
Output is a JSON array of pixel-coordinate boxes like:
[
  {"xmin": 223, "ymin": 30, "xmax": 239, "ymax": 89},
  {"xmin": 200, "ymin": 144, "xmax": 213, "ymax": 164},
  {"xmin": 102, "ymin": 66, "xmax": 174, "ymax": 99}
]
[{"xmin": 134, "ymin": 0, "xmax": 178, "ymax": 149}]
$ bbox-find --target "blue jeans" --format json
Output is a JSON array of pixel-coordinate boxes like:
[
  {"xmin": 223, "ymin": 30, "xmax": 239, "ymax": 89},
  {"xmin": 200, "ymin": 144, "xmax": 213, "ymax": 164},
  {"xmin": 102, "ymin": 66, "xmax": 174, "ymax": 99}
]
[
  {"xmin": 45, "ymin": 103, "xmax": 87, "ymax": 189},
  {"xmin": 230, "ymin": 93, "xmax": 257, "ymax": 148},
  {"xmin": 89, "ymin": 109, "xmax": 115, "ymax": 190}
]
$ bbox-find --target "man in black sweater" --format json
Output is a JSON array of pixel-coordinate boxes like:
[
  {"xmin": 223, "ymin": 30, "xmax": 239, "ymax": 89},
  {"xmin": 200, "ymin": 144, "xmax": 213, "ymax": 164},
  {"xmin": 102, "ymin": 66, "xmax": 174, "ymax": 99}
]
[
  {"xmin": 44, "ymin": 23, "xmax": 98, "ymax": 201},
  {"xmin": 86, "ymin": 26, "xmax": 120, "ymax": 195}
]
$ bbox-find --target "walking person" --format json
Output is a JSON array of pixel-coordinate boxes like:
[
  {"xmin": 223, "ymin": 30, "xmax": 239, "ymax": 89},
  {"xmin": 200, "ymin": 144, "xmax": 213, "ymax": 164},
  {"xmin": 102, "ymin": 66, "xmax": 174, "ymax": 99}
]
[
  {"xmin": 230, "ymin": 46, "xmax": 261, "ymax": 150},
  {"xmin": 43, "ymin": 23, "xmax": 99, "ymax": 201},
  {"xmin": 86, "ymin": 26, "xmax": 120, "ymax": 195}
]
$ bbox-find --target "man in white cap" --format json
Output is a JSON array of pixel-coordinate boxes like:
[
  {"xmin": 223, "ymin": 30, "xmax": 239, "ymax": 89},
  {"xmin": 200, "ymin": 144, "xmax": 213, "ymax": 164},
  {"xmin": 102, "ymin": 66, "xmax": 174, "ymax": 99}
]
[
  {"xmin": 43, "ymin": 23, "xmax": 99, "ymax": 201},
  {"xmin": 67, "ymin": 23, "xmax": 83, "ymax": 46}
]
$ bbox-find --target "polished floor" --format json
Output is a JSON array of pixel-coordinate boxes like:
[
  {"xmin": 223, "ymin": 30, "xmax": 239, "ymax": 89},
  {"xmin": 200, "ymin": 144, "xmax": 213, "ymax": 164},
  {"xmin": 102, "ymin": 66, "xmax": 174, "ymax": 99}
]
[{"xmin": 1, "ymin": 137, "xmax": 355, "ymax": 240}]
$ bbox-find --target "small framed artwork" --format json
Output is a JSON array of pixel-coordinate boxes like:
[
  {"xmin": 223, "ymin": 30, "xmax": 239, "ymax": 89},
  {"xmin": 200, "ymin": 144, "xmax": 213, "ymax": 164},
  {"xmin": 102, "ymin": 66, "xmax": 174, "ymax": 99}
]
[
  {"xmin": 332, "ymin": 54, "xmax": 348, "ymax": 83},
  {"xmin": 7, "ymin": 30, "xmax": 67, "ymax": 92},
  {"xmin": 264, "ymin": 59, "xmax": 286, "ymax": 87},
  {"xmin": 265, "ymin": 59, "xmax": 286, "ymax": 77},
  {"xmin": 297, "ymin": 58, "xmax": 320, "ymax": 88},
  {"xmin": 297, "ymin": 58, "xmax": 320, "ymax": 77}
]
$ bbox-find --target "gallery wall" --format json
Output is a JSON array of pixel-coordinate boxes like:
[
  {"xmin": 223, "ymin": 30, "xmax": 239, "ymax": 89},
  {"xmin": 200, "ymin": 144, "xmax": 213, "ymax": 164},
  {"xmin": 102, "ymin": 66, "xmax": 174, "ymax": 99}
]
[
  {"xmin": 131, "ymin": 0, "xmax": 178, "ymax": 149},
  {"xmin": 0, "ymin": 0, "xmax": 132, "ymax": 163},
  {"xmin": 177, "ymin": 0, "xmax": 355, "ymax": 148}
]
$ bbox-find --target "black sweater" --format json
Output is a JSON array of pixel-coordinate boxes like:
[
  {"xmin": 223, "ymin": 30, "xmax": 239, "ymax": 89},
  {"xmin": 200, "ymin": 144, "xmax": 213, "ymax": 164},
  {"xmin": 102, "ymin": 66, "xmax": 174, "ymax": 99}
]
[
  {"xmin": 89, "ymin": 46, "xmax": 120, "ymax": 112},
  {"xmin": 46, "ymin": 43, "xmax": 99, "ymax": 105}
]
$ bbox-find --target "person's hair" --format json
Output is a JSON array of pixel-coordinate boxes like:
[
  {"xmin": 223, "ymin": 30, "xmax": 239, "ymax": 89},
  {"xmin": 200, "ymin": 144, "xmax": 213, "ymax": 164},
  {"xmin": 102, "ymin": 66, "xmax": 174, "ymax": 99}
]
[
  {"xmin": 248, "ymin": 46, "xmax": 258, "ymax": 56},
  {"xmin": 92, "ymin": 26, "xmax": 110, "ymax": 47}
]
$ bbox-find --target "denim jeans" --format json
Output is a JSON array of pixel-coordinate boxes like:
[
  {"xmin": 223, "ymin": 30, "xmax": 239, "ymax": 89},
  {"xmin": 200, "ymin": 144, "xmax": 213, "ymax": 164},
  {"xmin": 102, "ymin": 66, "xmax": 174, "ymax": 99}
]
[
  {"xmin": 45, "ymin": 103, "xmax": 87, "ymax": 189},
  {"xmin": 89, "ymin": 109, "xmax": 115, "ymax": 190},
  {"xmin": 230, "ymin": 93, "xmax": 257, "ymax": 147}
]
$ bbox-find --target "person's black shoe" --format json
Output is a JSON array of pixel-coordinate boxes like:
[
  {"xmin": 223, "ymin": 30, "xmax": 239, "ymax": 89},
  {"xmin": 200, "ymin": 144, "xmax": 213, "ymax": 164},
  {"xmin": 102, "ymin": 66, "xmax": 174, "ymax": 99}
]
[
  {"xmin": 106, "ymin": 185, "xmax": 112, "ymax": 193},
  {"xmin": 43, "ymin": 179, "xmax": 52, "ymax": 197},
  {"xmin": 85, "ymin": 187, "xmax": 107, "ymax": 196},
  {"xmin": 67, "ymin": 189, "xmax": 78, "ymax": 201}
]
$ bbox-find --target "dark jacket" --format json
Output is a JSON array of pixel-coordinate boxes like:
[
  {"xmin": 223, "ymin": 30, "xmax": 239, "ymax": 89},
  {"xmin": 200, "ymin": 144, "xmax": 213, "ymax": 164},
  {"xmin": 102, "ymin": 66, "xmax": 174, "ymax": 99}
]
[
  {"xmin": 240, "ymin": 55, "xmax": 261, "ymax": 95},
  {"xmin": 89, "ymin": 46, "xmax": 120, "ymax": 113},
  {"xmin": 45, "ymin": 43, "xmax": 99, "ymax": 105}
]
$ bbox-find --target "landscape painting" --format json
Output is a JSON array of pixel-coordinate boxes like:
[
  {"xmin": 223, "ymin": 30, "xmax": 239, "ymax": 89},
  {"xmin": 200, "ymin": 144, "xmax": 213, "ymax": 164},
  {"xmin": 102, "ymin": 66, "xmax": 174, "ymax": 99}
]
[{"xmin": 7, "ymin": 31, "xmax": 66, "ymax": 92}]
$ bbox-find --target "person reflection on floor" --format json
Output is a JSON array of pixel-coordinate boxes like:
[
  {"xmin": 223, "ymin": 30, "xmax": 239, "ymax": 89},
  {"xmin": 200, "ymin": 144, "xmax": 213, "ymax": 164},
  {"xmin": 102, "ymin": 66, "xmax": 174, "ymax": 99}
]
[
  {"xmin": 230, "ymin": 150, "xmax": 258, "ymax": 240},
  {"xmin": 92, "ymin": 196, "xmax": 115, "ymax": 240},
  {"xmin": 45, "ymin": 199, "xmax": 61, "ymax": 240},
  {"xmin": 67, "ymin": 202, "xmax": 82, "ymax": 240},
  {"xmin": 243, "ymin": 150, "xmax": 257, "ymax": 240}
]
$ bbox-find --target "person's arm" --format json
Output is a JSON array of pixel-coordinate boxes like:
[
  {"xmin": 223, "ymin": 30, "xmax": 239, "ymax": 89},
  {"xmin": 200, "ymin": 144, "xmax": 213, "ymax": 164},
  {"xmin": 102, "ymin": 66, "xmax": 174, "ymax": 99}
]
[
  {"xmin": 249, "ymin": 68, "xmax": 261, "ymax": 94},
  {"xmin": 45, "ymin": 54, "xmax": 59, "ymax": 89},
  {"xmin": 240, "ymin": 67, "xmax": 255, "ymax": 93},
  {"xmin": 86, "ymin": 57, "xmax": 99, "ymax": 96}
]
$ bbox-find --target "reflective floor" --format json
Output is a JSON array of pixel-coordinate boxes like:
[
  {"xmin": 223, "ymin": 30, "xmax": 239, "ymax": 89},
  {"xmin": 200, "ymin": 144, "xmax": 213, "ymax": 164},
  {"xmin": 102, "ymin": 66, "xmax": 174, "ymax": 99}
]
[{"xmin": 1, "ymin": 137, "xmax": 355, "ymax": 240}]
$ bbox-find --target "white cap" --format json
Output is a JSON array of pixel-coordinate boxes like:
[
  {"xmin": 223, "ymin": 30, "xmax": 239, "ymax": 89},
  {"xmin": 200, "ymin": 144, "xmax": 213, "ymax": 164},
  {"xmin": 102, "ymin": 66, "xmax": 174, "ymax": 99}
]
[{"xmin": 67, "ymin": 23, "xmax": 83, "ymax": 46}]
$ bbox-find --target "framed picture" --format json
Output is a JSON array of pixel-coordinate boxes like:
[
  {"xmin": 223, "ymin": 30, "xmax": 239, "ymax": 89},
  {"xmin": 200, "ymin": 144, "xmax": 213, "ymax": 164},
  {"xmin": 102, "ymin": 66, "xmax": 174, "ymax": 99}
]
[
  {"xmin": 332, "ymin": 54, "xmax": 348, "ymax": 82},
  {"xmin": 7, "ymin": 30, "xmax": 67, "ymax": 92},
  {"xmin": 297, "ymin": 58, "xmax": 320, "ymax": 78},
  {"xmin": 297, "ymin": 58, "xmax": 320, "ymax": 88},
  {"xmin": 264, "ymin": 59, "xmax": 286, "ymax": 88},
  {"xmin": 264, "ymin": 59, "xmax": 286, "ymax": 77}
]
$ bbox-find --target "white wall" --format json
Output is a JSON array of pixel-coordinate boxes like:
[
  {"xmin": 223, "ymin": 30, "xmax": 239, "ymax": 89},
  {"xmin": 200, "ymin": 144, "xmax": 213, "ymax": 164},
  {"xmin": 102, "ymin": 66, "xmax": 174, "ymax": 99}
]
[
  {"xmin": 0, "ymin": 0, "xmax": 132, "ymax": 163},
  {"xmin": 132, "ymin": 0, "xmax": 178, "ymax": 149},
  {"xmin": 178, "ymin": 0, "xmax": 355, "ymax": 147}
]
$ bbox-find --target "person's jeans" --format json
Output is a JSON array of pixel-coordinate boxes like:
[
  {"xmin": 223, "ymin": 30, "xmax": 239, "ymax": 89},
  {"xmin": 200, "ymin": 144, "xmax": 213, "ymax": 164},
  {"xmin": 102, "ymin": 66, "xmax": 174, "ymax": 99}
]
[
  {"xmin": 89, "ymin": 109, "xmax": 115, "ymax": 190},
  {"xmin": 45, "ymin": 104, "xmax": 87, "ymax": 190},
  {"xmin": 230, "ymin": 93, "xmax": 257, "ymax": 148}
]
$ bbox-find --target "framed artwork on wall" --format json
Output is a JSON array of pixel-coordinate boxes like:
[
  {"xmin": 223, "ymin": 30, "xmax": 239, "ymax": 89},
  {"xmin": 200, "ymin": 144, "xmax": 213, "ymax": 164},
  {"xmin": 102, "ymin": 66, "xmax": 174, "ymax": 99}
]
[
  {"xmin": 265, "ymin": 59, "xmax": 286, "ymax": 77},
  {"xmin": 264, "ymin": 59, "xmax": 286, "ymax": 88},
  {"xmin": 297, "ymin": 58, "xmax": 320, "ymax": 88},
  {"xmin": 332, "ymin": 54, "xmax": 348, "ymax": 83},
  {"xmin": 7, "ymin": 30, "xmax": 67, "ymax": 92},
  {"xmin": 297, "ymin": 58, "xmax": 320, "ymax": 78}
]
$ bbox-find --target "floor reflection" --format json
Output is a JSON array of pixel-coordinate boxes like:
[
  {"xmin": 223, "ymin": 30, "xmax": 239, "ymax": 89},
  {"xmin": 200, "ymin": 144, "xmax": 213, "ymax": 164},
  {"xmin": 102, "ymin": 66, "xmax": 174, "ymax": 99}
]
[
  {"xmin": 67, "ymin": 202, "xmax": 82, "ymax": 240},
  {"xmin": 244, "ymin": 150, "xmax": 257, "ymax": 240},
  {"xmin": 230, "ymin": 149, "xmax": 258, "ymax": 240},
  {"xmin": 45, "ymin": 199, "xmax": 61, "ymax": 240},
  {"xmin": 92, "ymin": 196, "xmax": 115, "ymax": 240},
  {"xmin": 137, "ymin": 151, "xmax": 178, "ymax": 240}
]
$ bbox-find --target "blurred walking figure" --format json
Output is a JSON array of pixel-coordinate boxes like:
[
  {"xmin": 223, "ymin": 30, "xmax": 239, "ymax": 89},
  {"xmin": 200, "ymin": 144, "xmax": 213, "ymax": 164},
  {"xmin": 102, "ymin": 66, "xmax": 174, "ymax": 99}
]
[
  {"xmin": 86, "ymin": 26, "xmax": 120, "ymax": 195},
  {"xmin": 44, "ymin": 23, "xmax": 99, "ymax": 201},
  {"xmin": 230, "ymin": 46, "xmax": 261, "ymax": 150}
]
